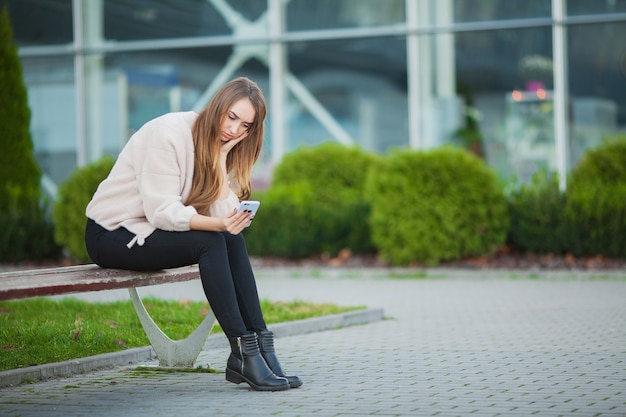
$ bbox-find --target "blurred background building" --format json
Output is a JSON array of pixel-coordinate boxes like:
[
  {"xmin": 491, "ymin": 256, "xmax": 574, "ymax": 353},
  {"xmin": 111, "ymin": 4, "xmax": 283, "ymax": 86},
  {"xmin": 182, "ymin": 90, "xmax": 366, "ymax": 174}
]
[{"xmin": 7, "ymin": 0, "xmax": 626, "ymax": 197}]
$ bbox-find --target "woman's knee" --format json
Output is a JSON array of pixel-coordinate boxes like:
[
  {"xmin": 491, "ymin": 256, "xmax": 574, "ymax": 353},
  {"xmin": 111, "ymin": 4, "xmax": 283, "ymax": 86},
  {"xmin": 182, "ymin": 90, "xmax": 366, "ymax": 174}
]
[
  {"xmin": 222, "ymin": 232, "xmax": 246, "ymax": 245},
  {"xmin": 223, "ymin": 232, "xmax": 248, "ymax": 250}
]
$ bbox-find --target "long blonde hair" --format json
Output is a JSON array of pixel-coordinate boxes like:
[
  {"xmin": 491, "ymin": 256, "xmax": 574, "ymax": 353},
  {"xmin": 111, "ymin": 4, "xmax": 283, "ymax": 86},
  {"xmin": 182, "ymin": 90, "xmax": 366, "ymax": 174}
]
[{"xmin": 186, "ymin": 77, "xmax": 266, "ymax": 215}]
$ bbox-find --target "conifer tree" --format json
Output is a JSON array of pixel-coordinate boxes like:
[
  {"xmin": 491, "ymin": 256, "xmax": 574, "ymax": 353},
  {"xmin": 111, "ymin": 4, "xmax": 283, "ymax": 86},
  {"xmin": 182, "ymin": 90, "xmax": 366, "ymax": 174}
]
[
  {"xmin": 0, "ymin": 3, "xmax": 60, "ymax": 261},
  {"xmin": 0, "ymin": 2, "xmax": 41, "ymax": 211}
]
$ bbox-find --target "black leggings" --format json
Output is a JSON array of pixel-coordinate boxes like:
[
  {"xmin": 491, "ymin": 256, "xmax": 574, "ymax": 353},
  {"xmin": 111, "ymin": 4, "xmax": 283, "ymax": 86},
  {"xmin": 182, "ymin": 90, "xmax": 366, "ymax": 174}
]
[{"xmin": 84, "ymin": 218, "xmax": 266, "ymax": 338}]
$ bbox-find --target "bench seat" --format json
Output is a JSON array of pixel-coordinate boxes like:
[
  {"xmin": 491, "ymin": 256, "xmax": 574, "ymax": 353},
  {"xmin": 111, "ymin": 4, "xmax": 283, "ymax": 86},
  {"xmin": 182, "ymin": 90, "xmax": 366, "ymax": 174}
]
[
  {"xmin": 0, "ymin": 264, "xmax": 216, "ymax": 368},
  {"xmin": 0, "ymin": 264, "xmax": 201, "ymax": 301}
]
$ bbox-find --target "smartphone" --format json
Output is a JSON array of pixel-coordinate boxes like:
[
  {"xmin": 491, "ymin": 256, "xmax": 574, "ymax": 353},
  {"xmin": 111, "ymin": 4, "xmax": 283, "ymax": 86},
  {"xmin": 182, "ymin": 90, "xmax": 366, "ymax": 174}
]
[{"xmin": 237, "ymin": 200, "xmax": 260, "ymax": 227}]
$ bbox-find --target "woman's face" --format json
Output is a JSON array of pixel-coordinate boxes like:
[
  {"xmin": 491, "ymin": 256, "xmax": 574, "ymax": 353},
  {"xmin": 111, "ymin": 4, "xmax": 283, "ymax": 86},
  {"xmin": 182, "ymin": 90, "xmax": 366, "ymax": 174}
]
[{"xmin": 221, "ymin": 98, "xmax": 256, "ymax": 142}]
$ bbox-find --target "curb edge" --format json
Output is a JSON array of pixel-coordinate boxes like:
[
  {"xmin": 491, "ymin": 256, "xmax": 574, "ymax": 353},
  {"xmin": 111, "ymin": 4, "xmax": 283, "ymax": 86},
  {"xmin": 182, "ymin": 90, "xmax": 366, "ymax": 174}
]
[{"xmin": 0, "ymin": 307, "xmax": 384, "ymax": 389}]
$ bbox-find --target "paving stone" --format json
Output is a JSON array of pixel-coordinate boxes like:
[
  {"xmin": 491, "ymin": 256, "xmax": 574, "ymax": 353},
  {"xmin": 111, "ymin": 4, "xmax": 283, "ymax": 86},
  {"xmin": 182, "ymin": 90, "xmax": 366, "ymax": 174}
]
[{"xmin": 1, "ymin": 270, "xmax": 625, "ymax": 417}]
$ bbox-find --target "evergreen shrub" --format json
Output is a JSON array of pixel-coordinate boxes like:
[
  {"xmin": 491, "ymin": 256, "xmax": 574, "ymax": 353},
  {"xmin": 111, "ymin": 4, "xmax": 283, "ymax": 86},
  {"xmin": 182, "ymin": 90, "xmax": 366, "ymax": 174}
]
[
  {"xmin": 0, "ymin": 5, "xmax": 60, "ymax": 262},
  {"xmin": 506, "ymin": 170, "xmax": 568, "ymax": 254},
  {"xmin": 565, "ymin": 135, "xmax": 626, "ymax": 258},
  {"xmin": 0, "ymin": 188, "xmax": 61, "ymax": 262},
  {"xmin": 52, "ymin": 156, "xmax": 115, "ymax": 262},
  {"xmin": 365, "ymin": 146, "xmax": 509, "ymax": 266},
  {"xmin": 0, "ymin": 4, "xmax": 40, "ymax": 209},
  {"xmin": 268, "ymin": 142, "xmax": 377, "ymax": 256},
  {"xmin": 244, "ymin": 183, "xmax": 333, "ymax": 259}
]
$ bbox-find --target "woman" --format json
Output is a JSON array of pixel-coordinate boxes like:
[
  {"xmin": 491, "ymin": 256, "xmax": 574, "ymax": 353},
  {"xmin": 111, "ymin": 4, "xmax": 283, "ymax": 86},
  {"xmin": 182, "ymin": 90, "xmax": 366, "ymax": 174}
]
[{"xmin": 85, "ymin": 77, "xmax": 301, "ymax": 391}]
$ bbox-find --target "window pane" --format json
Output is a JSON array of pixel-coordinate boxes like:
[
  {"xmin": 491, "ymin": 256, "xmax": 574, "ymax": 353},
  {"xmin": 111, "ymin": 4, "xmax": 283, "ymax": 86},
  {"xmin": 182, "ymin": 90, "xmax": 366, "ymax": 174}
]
[
  {"xmin": 225, "ymin": 0, "xmax": 267, "ymax": 22},
  {"xmin": 101, "ymin": 49, "xmax": 271, "ymax": 176},
  {"xmin": 104, "ymin": 0, "xmax": 232, "ymax": 41},
  {"xmin": 22, "ymin": 56, "xmax": 77, "ymax": 190},
  {"xmin": 26, "ymin": 45, "xmax": 271, "ymax": 186},
  {"xmin": 453, "ymin": 0, "xmax": 551, "ymax": 23},
  {"xmin": 8, "ymin": 0, "xmax": 73, "ymax": 46},
  {"xmin": 107, "ymin": 48, "xmax": 231, "ymax": 134},
  {"xmin": 288, "ymin": 37, "xmax": 407, "ymax": 153},
  {"xmin": 287, "ymin": 0, "xmax": 405, "ymax": 31},
  {"xmin": 452, "ymin": 27, "xmax": 555, "ymax": 183},
  {"xmin": 567, "ymin": 0, "xmax": 626, "ymax": 15},
  {"xmin": 568, "ymin": 22, "xmax": 625, "ymax": 166},
  {"xmin": 98, "ymin": 47, "xmax": 267, "ymax": 143}
]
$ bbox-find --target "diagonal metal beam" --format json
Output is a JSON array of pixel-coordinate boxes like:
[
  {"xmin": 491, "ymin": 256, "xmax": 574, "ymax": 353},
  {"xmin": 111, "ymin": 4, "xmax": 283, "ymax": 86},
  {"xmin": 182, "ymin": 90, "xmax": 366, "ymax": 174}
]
[
  {"xmin": 192, "ymin": 52, "xmax": 249, "ymax": 112},
  {"xmin": 285, "ymin": 73, "xmax": 354, "ymax": 145},
  {"xmin": 193, "ymin": 0, "xmax": 354, "ymax": 147},
  {"xmin": 208, "ymin": 0, "xmax": 246, "ymax": 29}
]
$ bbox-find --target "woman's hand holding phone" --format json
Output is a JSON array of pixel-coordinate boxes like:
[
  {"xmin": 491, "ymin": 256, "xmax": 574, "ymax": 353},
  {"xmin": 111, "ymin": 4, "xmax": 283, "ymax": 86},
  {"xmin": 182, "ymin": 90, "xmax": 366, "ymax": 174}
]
[{"xmin": 237, "ymin": 201, "xmax": 260, "ymax": 227}]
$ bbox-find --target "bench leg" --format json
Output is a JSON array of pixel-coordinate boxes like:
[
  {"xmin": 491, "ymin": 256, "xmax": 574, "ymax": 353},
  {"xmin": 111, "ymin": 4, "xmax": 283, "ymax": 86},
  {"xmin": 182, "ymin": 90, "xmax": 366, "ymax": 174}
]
[{"xmin": 128, "ymin": 288, "xmax": 216, "ymax": 368}]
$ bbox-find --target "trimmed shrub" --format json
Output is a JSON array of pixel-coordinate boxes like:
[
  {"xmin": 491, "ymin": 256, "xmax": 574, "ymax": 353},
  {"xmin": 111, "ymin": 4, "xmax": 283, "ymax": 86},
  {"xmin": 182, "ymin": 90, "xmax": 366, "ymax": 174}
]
[
  {"xmin": 269, "ymin": 142, "xmax": 378, "ymax": 256},
  {"xmin": 506, "ymin": 170, "xmax": 568, "ymax": 254},
  {"xmin": 52, "ymin": 156, "xmax": 115, "ymax": 262},
  {"xmin": 565, "ymin": 135, "xmax": 626, "ymax": 258},
  {"xmin": 569, "ymin": 134, "xmax": 626, "ymax": 187},
  {"xmin": 0, "ymin": 188, "xmax": 61, "ymax": 262},
  {"xmin": 365, "ymin": 146, "xmax": 509, "ymax": 266},
  {"xmin": 244, "ymin": 183, "xmax": 333, "ymax": 259}
]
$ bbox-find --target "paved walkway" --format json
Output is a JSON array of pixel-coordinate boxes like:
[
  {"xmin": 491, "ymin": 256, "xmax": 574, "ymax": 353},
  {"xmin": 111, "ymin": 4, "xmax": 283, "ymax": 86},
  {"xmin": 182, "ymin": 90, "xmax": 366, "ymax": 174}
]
[{"xmin": 1, "ymin": 268, "xmax": 625, "ymax": 417}]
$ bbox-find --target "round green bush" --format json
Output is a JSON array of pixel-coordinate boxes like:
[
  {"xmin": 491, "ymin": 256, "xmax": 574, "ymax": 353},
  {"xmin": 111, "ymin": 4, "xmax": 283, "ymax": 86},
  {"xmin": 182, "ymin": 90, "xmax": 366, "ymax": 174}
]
[
  {"xmin": 365, "ymin": 146, "xmax": 509, "ymax": 266},
  {"xmin": 52, "ymin": 156, "xmax": 115, "ymax": 262},
  {"xmin": 565, "ymin": 135, "xmax": 626, "ymax": 257},
  {"xmin": 569, "ymin": 134, "xmax": 626, "ymax": 187},
  {"xmin": 244, "ymin": 183, "xmax": 334, "ymax": 258},
  {"xmin": 270, "ymin": 142, "xmax": 377, "ymax": 256}
]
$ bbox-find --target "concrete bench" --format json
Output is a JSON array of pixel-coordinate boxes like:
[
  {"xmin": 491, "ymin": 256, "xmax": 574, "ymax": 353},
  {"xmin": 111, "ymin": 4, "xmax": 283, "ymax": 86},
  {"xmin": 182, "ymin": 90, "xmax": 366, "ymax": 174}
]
[{"xmin": 0, "ymin": 264, "xmax": 216, "ymax": 368}]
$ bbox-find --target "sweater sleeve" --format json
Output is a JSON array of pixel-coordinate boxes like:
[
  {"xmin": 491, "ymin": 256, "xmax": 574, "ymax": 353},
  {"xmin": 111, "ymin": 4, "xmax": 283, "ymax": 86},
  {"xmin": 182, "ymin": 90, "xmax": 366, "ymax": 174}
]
[{"xmin": 138, "ymin": 131, "xmax": 197, "ymax": 231}]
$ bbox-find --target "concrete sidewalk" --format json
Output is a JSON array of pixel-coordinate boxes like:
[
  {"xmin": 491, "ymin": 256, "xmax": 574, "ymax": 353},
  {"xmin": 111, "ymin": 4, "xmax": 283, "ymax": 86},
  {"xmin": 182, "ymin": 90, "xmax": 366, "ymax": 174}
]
[{"xmin": 1, "ymin": 268, "xmax": 625, "ymax": 417}]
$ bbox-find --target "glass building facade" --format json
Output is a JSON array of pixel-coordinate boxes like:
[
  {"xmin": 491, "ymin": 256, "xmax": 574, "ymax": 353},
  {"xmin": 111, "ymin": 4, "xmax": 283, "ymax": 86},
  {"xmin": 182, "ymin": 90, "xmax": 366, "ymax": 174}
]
[{"xmin": 7, "ymin": 0, "xmax": 626, "ymax": 197}]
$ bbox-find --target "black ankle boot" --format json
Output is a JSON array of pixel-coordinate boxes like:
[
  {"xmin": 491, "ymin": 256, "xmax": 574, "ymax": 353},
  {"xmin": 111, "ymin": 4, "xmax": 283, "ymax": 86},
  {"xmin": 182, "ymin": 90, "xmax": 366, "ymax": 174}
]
[
  {"xmin": 225, "ymin": 333, "xmax": 290, "ymax": 391},
  {"xmin": 257, "ymin": 329, "xmax": 303, "ymax": 388}
]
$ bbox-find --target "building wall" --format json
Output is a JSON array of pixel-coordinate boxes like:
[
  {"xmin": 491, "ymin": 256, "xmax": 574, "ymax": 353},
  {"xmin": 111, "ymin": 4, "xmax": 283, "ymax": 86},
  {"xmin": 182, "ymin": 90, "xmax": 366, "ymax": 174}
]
[{"xmin": 7, "ymin": 0, "xmax": 626, "ymax": 195}]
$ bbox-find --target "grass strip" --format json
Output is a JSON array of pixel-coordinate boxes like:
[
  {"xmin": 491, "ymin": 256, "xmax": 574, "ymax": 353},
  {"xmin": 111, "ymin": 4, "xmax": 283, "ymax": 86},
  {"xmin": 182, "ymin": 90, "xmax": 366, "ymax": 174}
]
[{"xmin": 0, "ymin": 297, "xmax": 362, "ymax": 372}]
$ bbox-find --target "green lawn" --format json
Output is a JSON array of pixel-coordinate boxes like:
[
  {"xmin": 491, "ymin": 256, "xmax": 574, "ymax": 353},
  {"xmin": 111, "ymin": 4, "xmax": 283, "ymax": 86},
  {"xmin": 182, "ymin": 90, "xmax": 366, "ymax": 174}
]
[{"xmin": 0, "ymin": 297, "xmax": 362, "ymax": 372}]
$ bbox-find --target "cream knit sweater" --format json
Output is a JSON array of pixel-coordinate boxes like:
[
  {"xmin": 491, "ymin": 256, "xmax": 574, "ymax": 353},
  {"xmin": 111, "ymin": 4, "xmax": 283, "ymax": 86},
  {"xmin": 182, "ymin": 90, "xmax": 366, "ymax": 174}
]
[{"xmin": 86, "ymin": 111, "xmax": 239, "ymax": 248}]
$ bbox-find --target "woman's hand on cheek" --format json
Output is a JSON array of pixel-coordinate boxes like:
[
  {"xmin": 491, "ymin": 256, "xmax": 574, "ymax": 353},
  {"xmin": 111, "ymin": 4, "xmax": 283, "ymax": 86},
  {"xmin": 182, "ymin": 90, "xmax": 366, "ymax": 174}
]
[{"xmin": 220, "ymin": 132, "xmax": 248, "ymax": 155}]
